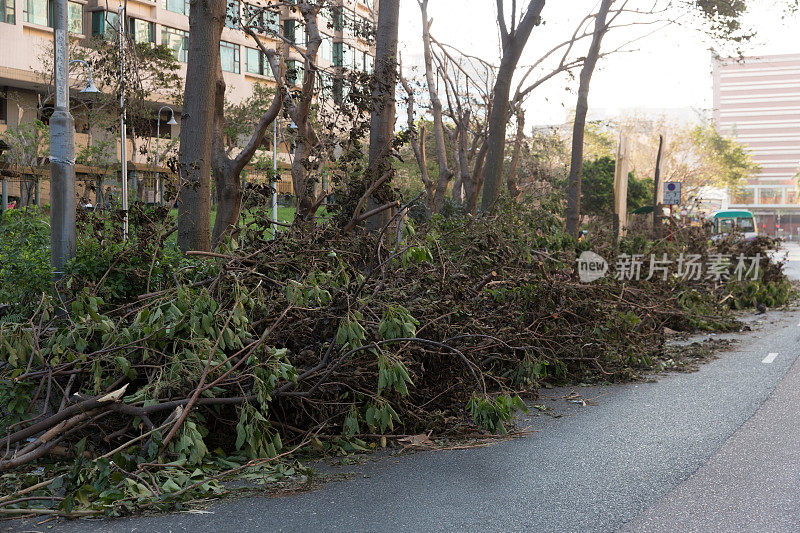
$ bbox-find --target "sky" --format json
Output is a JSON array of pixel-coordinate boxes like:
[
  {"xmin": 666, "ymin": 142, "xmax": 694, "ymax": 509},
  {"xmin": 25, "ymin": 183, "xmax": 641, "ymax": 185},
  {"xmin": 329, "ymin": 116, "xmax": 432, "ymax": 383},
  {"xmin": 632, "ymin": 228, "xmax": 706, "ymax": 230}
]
[{"xmin": 396, "ymin": 0, "xmax": 800, "ymax": 127}]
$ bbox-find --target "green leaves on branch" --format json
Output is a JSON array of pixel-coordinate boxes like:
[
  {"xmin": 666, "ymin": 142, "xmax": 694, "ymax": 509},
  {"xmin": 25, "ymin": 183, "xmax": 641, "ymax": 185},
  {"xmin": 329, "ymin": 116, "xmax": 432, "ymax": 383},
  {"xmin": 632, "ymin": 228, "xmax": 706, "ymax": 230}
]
[
  {"xmin": 336, "ymin": 311, "xmax": 367, "ymax": 349},
  {"xmin": 377, "ymin": 354, "xmax": 413, "ymax": 397},
  {"xmin": 466, "ymin": 394, "xmax": 528, "ymax": 435},
  {"xmin": 378, "ymin": 305, "xmax": 419, "ymax": 340}
]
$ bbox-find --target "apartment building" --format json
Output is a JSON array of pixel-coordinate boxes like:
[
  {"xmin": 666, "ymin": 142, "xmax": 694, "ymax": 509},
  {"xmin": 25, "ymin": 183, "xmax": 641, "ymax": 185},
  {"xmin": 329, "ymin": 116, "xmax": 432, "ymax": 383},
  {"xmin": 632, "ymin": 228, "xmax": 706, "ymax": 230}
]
[
  {"xmin": 0, "ymin": 0, "xmax": 377, "ymax": 204},
  {"xmin": 713, "ymin": 53, "xmax": 800, "ymax": 237}
]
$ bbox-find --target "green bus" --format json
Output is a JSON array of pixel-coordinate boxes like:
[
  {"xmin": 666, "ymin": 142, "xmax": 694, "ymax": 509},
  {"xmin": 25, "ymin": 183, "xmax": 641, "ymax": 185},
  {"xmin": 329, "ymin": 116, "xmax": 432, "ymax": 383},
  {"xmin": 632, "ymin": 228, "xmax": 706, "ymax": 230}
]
[{"xmin": 708, "ymin": 209, "xmax": 758, "ymax": 241}]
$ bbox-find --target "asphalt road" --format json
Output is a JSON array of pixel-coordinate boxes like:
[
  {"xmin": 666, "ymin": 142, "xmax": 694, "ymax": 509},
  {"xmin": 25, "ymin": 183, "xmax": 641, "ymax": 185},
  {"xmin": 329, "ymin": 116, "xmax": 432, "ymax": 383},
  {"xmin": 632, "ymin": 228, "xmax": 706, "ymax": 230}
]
[{"xmin": 7, "ymin": 243, "xmax": 800, "ymax": 533}]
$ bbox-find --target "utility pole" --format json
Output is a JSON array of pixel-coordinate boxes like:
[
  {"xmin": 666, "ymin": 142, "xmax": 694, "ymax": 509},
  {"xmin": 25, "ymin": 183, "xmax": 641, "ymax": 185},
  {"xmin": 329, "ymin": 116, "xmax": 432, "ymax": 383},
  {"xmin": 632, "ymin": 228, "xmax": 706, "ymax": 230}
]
[
  {"xmin": 49, "ymin": 0, "xmax": 77, "ymax": 278},
  {"xmin": 118, "ymin": 3, "xmax": 129, "ymax": 239},
  {"xmin": 652, "ymin": 134, "xmax": 664, "ymax": 238},
  {"xmin": 272, "ymin": 117, "xmax": 278, "ymax": 236}
]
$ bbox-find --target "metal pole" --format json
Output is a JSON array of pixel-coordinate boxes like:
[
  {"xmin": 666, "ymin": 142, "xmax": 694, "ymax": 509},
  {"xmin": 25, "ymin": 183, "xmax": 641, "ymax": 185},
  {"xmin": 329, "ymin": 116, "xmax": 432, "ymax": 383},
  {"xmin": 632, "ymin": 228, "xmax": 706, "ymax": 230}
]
[
  {"xmin": 49, "ymin": 0, "xmax": 77, "ymax": 278},
  {"xmin": 272, "ymin": 117, "xmax": 278, "ymax": 235},
  {"xmin": 156, "ymin": 114, "xmax": 160, "ymax": 205},
  {"xmin": 119, "ymin": 3, "xmax": 128, "ymax": 239},
  {"xmin": 1, "ymin": 178, "xmax": 7, "ymax": 216}
]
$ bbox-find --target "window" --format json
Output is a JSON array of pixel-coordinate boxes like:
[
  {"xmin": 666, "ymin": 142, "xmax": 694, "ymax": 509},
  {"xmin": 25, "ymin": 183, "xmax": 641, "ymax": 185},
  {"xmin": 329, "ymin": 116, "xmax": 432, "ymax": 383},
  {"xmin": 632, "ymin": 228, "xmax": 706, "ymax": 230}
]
[
  {"xmin": 332, "ymin": 6, "xmax": 342, "ymax": 31},
  {"xmin": 342, "ymin": 43, "xmax": 355, "ymax": 70},
  {"xmin": 244, "ymin": 4, "xmax": 279, "ymax": 34},
  {"xmin": 285, "ymin": 19, "xmax": 305, "ymax": 46},
  {"xmin": 318, "ymin": 5, "xmax": 334, "ymax": 30},
  {"xmin": 225, "ymin": 0, "xmax": 238, "ymax": 28},
  {"xmin": 91, "ymin": 10, "xmax": 119, "ymax": 38},
  {"xmin": 319, "ymin": 72, "xmax": 334, "ymax": 99},
  {"xmin": 363, "ymin": 52, "xmax": 373, "ymax": 73},
  {"xmin": 333, "ymin": 41, "xmax": 342, "ymax": 67},
  {"xmin": 161, "ymin": 26, "xmax": 188, "ymax": 62},
  {"xmin": 319, "ymin": 35, "xmax": 333, "ymax": 63},
  {"xmin": 24, "ymin": 0, "xmax": 49, "ymax": 26},
  {"xmin": 67, "ymin": 1, "xmax": 81, "ymax": 33},
  {"xmin": 759, "ymin": 188, "xmax": 783, "ymax": 205},
  {"xmin": 128, "ymin": 18, "xmax": 154, "ymax": 43},
  {"xmin": 245, "ymin": 46, "xmax": 272, "ymax": 77},
  {"xmin": 1, "ymin": 0, "xmax": 14, "ymax": 24},
  {"xmin": 738, "ymin": 217, "xmax": 755, "ymax": 232},
  {"xmin": 220, "ymin": 41, "xmax": 239, "ymax": 73},
  {"xmin": 286, "ymin": 60, "xmax": 304, "ymax": 85},
  {"xmin": 0, "ymin": 87, "xmax": 7, "ymax": 124},
  {"xmin": 731, "ymin": 187, "xmax": 754, "ymax": 205},
  {"xmin": 162, "ymin": 0, "xmax": 189, "ymax": 16}
]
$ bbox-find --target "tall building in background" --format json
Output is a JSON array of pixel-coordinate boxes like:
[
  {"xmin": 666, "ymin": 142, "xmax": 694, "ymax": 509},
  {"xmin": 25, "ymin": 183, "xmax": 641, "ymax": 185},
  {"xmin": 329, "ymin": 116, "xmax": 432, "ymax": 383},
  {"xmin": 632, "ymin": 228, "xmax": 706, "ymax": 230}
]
[
  {"xmin": 0, "ymin": 0, "xmax": 376, "ymax": 204},
  {"xmin": 713, "ymin": 53, "xmax": 800, "ymax": 237}
]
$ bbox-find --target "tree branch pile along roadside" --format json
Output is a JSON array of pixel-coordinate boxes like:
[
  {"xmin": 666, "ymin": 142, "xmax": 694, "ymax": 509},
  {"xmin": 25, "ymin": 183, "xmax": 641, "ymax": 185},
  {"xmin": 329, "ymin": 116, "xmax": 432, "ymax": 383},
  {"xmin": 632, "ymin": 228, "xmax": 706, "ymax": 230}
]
[{"xmin": 0, "ymin": 199, "xmax": 794, "ymax": 517}]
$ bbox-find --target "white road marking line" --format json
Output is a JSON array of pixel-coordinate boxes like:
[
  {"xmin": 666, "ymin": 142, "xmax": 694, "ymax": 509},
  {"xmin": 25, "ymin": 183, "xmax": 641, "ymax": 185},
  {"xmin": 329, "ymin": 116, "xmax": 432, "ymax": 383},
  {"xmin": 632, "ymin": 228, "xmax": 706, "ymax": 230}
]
[{"xmin": 763, "ymin": 352, "xmax": 779, "ymax": 364}]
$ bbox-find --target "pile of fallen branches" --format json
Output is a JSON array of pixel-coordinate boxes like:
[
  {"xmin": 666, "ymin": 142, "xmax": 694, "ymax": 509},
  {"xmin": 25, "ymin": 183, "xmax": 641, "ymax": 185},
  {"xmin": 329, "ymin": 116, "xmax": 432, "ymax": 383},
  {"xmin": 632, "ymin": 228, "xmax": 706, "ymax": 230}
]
[{"xmin": 0, "ymin": 201, "xmax": 792, "ymax": 516}]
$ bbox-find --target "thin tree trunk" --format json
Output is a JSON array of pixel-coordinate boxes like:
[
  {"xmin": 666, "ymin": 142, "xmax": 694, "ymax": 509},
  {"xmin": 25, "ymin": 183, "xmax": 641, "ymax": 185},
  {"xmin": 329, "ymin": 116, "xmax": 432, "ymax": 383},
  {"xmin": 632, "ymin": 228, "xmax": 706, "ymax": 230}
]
[
  {"xmin": 565, "ymin": 0, "xmax": 612, "ymax": 237},
  {"xmin": 177, "ymin": 0, "xmax": 225, "ymax": 252},
  {"xmin": 652, "ymin": 134, "xmax": 664, "ymax": 238},
  {"xmin": 419, "ymin": 0, "xmax": 452, "ymax": 213},
  {"xmin": 480, "ymin": 0, "xmax": 545, "ymax": 213},
  {"xmin": 506, "ymin": 107, "xmax": 525, "ymax": 199}
]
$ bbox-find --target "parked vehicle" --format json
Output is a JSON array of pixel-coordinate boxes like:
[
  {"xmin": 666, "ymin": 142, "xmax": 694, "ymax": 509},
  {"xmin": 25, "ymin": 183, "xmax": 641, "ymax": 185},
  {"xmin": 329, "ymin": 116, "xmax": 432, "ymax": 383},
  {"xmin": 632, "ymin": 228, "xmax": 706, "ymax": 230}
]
[{"xmin": 708, "ymin": 209, "xmax": 758, "ymax": 241}]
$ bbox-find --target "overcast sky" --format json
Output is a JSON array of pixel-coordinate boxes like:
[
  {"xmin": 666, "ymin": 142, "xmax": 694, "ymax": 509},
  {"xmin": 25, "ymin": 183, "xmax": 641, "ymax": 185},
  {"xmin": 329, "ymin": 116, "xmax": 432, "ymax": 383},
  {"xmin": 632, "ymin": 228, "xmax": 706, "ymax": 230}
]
[{"xmin": 396, "ymin": 0, "xmax": 800, "ymax": 127}]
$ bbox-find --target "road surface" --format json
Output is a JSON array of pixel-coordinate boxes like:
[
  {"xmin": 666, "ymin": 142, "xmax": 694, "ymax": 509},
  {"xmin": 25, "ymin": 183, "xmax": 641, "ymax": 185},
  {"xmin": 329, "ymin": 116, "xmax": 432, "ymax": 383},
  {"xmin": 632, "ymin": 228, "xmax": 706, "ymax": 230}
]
[{"xmin": 6, "ymin": 243, "xmax": 800, "ymax": 533}]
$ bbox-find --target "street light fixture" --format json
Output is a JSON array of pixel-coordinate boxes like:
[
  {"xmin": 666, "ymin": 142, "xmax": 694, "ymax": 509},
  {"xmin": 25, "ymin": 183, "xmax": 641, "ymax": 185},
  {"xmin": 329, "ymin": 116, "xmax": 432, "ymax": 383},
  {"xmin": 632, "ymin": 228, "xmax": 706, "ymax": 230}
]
[
  {"xmin": 68, "ymin": 59, "xmax": 100, "ymax": 94},
  {"xmin": 155, "ymin": 105, "xmax": 178, "ymax": 205}
]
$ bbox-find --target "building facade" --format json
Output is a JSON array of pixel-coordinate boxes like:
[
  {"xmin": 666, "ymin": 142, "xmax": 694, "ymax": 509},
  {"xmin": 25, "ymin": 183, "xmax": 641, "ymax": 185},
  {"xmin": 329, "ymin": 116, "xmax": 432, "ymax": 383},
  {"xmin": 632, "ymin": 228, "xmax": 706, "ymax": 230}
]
[
  {"xmin": 713, "ymin": 53, "xmax": 800, "ymax": 237},
  {"xmin": 0, "ymin": 0, "xmax": 377, "ymax": 205}
]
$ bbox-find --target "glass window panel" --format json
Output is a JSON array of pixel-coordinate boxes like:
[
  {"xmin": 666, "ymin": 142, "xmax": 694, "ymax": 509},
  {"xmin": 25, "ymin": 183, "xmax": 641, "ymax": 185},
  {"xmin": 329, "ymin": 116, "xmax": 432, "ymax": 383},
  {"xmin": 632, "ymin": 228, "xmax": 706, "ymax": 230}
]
[
  {"xmin": 24, "ymin": 0, "xmax": 49, "ymax": 26},
  {"xmin": 131, "ymin": 19, "xmax": 155, "ymax": 43},
  {"xmin": 220, "ymin": 41, "xmax": 239, "ymax": 73},
  {"xmin": 1, "ymin": 0, "xmax": 15, "ymax": 24},
  {"xmin": 161, "ymin": 27, "xmax": 188, "ymax": 62},
  {"xmin": 319, "ymin": 36, "xmax": 332, "ymax": 62},
  {"xmin": 759, "ymin": 188, "xmax": 783, "ymax": 205},
  {"xmin": 163, "ymin": 0, "xmax": 187, "ymax": 15},
  {"xmin": 245, "ymin": 47, "xmax": 260, "ymax": 74},
  {"xmin": 333, "ymin": 41, "xmax": 343, "ymax": 67},
  {"xmin": 731, "ymin": 187, "xmax": 754, "ymax": 205},
  {"xmin": 67, "ymin": 1, "xmax": 81, "ymax": 33},
  {"xmin": 225, "ymin": 0, "xmax": 238, "ymax": 28}
]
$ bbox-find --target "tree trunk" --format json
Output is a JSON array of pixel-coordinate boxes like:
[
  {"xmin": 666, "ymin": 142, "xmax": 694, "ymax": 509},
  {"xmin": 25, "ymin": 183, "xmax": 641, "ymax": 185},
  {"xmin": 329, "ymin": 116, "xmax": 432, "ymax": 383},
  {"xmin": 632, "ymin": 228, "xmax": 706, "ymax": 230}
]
[
  {"xmin": 506, "ymin": 107, "xmax": 525, "ymax": 199},
  {"xmin": 210, "ymin": 51, "xmax": 282, "ymax": 247},
  {"xmin": 480, "ymin": 0, "xmax": 545, "ymax": 213},
  {"xmin": 565, "ymin": 0, "xmax": 612, "ymax": 237},
  {"xmin": 365, "ymin": 0, "xmax": 400, "ymax": 232},
  {"xmin": 419, "ymin": 0, "xmax": 452, "ymax": 214},
  {"xmin": 176, "ymin": 0, "xmax": 225, "ymax": 252},
  {"xmin": 652, "ymin": 134, "xmax": 664, "ymax": 238}
]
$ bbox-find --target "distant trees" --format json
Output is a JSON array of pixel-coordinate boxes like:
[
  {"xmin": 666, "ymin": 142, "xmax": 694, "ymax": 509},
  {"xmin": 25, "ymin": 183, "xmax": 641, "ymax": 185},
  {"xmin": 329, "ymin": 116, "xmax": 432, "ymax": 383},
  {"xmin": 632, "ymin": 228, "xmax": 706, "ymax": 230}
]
[{"xmin": 580, "ymin": 156, "xmax": 651, "ymax": 219}]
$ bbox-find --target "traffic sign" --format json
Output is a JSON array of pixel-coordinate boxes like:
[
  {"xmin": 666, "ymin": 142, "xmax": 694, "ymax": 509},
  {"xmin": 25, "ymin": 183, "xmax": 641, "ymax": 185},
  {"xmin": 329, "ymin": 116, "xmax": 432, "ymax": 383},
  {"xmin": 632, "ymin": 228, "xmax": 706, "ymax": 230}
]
[{"xmin": 663, "ymin": 182, "xmax": 681, "ymax": 205}]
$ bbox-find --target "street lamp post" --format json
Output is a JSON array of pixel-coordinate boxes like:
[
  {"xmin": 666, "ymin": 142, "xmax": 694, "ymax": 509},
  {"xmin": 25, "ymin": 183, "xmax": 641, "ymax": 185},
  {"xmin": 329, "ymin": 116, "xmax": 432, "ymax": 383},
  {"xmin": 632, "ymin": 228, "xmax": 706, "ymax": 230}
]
[
  {"xmin": 272, "ymin": 118, "xmax": 278, "ymax": 235},
  {"xmin": 118, "ymin": 3, "xmax": 128, "ymax": 240},
  {"xmin": 50, "ymin": 1, "xmax": 99, "ymax": 278},
  {"xmin": 155, "ymin": 106, "xmax": 178, "ymax": 205}
]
